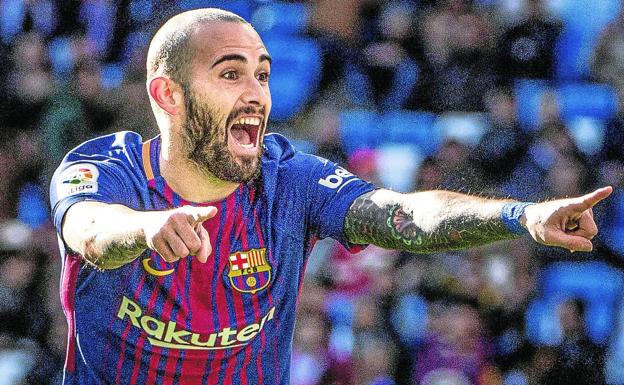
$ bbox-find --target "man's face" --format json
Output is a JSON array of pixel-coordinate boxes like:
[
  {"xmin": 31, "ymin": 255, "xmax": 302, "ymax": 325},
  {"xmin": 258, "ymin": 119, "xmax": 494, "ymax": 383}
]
[{"xmin": 181, "ymin": 22, "xmax": 271, "ymax": 183}]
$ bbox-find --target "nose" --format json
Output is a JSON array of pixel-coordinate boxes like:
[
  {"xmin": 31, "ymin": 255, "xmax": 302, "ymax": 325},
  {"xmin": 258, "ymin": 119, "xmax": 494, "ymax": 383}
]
[{"xmin": 240, "ymin": 76, "xmax": 270, "ymax": 107}]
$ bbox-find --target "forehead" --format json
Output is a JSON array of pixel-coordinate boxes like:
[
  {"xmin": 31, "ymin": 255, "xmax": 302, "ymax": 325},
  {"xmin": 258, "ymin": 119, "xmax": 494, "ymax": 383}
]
[{"xmin": 190, "ymin": 22, "xmax": 268, "ymax": 64}]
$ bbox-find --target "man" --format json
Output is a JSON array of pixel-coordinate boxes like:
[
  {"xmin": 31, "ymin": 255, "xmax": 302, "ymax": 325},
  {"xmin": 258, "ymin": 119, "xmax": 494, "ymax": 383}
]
[{"xmin": 49, "ymin": 8, "xmax": 611, "ymax": 385}]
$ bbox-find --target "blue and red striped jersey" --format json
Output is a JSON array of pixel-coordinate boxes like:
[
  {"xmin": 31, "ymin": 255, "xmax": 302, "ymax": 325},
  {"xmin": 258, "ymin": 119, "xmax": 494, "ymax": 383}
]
[{"xmin": 49, "ymin": 131, "xmax": 375, "ymax": 385}]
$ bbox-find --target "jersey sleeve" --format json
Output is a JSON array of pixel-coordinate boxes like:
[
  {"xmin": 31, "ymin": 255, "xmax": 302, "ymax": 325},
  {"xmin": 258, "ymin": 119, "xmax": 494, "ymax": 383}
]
[
  {"xmin": 49, "ymin": 158, "xmax": 134, "ymax": 236},
  {"xmin": 302, "ymin": 154, "xmax": 376, "ymax": 251}
]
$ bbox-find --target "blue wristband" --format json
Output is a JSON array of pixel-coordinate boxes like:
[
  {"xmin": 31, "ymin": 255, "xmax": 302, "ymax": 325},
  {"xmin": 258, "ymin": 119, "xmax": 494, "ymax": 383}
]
[{"xmin": 501, "ymin": 202, "xmax": 534, "ymax": 235}]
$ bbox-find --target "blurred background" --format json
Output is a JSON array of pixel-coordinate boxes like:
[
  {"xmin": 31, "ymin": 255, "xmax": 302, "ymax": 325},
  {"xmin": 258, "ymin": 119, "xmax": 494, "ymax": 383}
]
[{"xmin": 1, "ymin": 0, "xmax": 624, "ymax": 384}]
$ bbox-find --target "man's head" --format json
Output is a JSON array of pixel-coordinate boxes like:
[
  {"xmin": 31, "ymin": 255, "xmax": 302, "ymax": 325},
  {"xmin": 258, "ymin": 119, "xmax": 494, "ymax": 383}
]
[{"xmin": 147, "ymin": 8, "xmax": 272, "ymax": 183}]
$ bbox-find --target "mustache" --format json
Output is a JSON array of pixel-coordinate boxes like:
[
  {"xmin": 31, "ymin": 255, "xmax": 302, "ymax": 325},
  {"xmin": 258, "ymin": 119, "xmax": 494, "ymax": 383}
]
[{"xmin": 226, "ymin": 106, "xmax": 267, "ymax": 128}]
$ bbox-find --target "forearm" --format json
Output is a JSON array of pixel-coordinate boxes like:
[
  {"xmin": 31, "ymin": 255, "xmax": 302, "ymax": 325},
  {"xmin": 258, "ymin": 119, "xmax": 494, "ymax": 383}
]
[
  {"xmin": 62, "ymin": 201, "xmax": 150, "ymax": 269},
  {"xmin": 344, "ymin": 189, "xmax": 523, "ymax": 253}
]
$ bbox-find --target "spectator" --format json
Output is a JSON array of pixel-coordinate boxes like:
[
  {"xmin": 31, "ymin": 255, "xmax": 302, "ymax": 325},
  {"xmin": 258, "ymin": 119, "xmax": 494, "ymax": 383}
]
[
  {"xmin": 496, "ymin": 0, "xmax": 562, "ymax": 81},
  {"xmin": 540, "ymin": 299, "xmax": 606, "ymax": 385},
  {"xmin": 412, "ymin": 303, "xmax": 501, "ymax": 385},
  {"xmin": 592, "ymin": 9, "xmax": 624, "ymax": 91}
]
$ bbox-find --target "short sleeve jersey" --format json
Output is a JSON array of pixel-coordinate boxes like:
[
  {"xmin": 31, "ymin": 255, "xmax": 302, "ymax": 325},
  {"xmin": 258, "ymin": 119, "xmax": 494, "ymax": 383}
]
[{"xmin": 49, "ymin": 131, "xmax": 375, "ymax": 385}]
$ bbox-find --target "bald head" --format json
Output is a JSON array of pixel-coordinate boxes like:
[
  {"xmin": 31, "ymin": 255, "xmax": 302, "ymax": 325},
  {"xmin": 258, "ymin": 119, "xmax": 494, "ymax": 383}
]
[{"xmin": 147, "ymin": 8, "xmax": 250, "ymax": 86}]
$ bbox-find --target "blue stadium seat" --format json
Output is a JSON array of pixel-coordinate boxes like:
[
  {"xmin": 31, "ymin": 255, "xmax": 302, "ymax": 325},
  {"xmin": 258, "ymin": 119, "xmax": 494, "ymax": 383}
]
[
  {"xmin": 251, "ymin": 2, "xmax": 309, "ymax": 34},
  {"xmin": 263, "ymin": 35, "xmax": 321, "ymax": 121},
  {"xmin": 514, "ymin": 79, "xmax": 552, "ymax": 132},
  {"xmin": 526, "ymin": 262, "xmax": 624, "ymax": 345},
  {"xmin": 434, "ymin": 112, "xmax": 489, "ymax": 147},
  {"xmin": 552, "ymin": 0, "xmax": 619, "ymax": 80},
  {"xmin": 556, "ymin": 83, "xmax": 618, "ymax": 121},
  {"xmin": 382, "ymin": 110, "xmax": 439, "ymax": 156},
  {"xmin": 177, "ymin": 0, "xmax": 253, "ymax": 20},
  {"xmin": 339, "ymin": 109, "xmax": 380, "ymax": 154},
  {"xmin": 390, "ymin": 294, "xmax": 428, "ymax": 348}
]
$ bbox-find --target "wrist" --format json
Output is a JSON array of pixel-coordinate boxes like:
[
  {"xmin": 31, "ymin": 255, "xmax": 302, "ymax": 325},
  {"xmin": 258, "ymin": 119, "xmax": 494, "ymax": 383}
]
[{"xmin": 501, "ymin": 202, "xmax": 534, "ymax": 235}]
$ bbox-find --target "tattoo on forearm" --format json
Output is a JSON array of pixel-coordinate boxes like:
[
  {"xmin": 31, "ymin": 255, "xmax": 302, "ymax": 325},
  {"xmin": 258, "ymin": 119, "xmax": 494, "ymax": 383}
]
[
  {"xmin": 344, "ymin": 190, "xmax": 518, "ymax": 253},
  {"xmin": 84, "ymin": 236, "xmax": 146, "ymax": 270}
]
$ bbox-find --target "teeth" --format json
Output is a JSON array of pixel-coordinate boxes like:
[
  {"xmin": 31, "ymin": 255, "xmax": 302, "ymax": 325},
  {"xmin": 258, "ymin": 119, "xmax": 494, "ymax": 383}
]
[
  {"xmin": 234, "ymin": 117, "xmax": 261, "ymax": 126},
  {"xmin": 240, "ymin": 143, "xmax": 254, "ymax": 148}
]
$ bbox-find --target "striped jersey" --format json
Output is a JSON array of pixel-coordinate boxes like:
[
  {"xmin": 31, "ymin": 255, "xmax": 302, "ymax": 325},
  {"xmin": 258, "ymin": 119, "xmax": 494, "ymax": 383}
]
[{"xmin": 49, "ymin": 131, "xmax": 375, "ymax": 385}]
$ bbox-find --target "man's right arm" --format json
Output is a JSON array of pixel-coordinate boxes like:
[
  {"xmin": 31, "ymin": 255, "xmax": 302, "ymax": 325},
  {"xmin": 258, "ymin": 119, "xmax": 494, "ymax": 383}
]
[{"xmin": 62, "ymin": 201, "xmax": 217, "ymax": 269}]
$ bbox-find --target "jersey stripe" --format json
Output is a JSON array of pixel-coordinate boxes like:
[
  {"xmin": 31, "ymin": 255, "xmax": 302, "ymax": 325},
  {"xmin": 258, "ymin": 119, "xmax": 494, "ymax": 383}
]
[
  {"xmin": 142, "ymin": 140, "xmax": 155, "ymax": 181},
  {"xmin": 115, "ymin": 268, "xmax": 148, "ymax": 385},
  {"xmin": 201, "ymin": 195, "xmax": 236, "ymax": 385},
  {"xmin": 238, "ymin": 186, "xmax": 259, "ymax": 385},
  {"xmin": 225, "ymin": 186, "xmax": 249, "ymax": 385},
  {"xmin": 60, "ymin": 253, "xmax": 81, "ymax": 374}
]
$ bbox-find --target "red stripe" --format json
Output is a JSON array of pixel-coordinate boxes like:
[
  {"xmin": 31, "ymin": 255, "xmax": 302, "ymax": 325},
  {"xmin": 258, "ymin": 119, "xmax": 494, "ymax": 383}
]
[
  {"xmin": 115, "ymin": 272, "xmax": 147, "ymax": 385},
  {"xmin": 253, "ymin": 209, "xmax": 270, "ymax": 385},
  {"xmin": 208, "ymin": 193, "xmax": 238, "ymax": 385},
  {"xmin": 238, "ymin": 199, "xmax": 256, "ymax": 385},
  {"xmin": 60, "ymin": 254, "xmax": 81, "ymax": 373},
  {"xmin": 223, "ymin": 196, "xmax": 248, "ymax": 385},
  {"xmin": 178, "ymin": 201, "xmax": 222, "ymax": 383},
  {"xmin": 164, "ymin": 184, "xmax": 174, "ymax": 206}
]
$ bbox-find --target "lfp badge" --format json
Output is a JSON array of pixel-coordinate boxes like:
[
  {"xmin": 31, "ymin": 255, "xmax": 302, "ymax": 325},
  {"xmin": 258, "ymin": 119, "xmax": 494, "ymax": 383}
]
[{"xmin": 227, "ymin": 248, "xmax": 271, "ymax": 294}]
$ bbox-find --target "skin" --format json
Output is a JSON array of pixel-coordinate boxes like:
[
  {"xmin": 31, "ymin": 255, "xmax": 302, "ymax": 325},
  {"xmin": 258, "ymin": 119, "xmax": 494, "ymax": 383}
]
[{"xmin": 61, "ymin": 10, "xmax": 612, "ymax": 270}]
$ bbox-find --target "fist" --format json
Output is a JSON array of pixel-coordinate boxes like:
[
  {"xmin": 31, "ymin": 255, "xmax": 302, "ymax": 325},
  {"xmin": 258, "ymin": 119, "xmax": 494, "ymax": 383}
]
[
  {"xmin": 522, "ymin": 186, "xmax": 612, "ymax": 252},
  {"xmin": 143, "ymin": 205, "xmax": 218, "ymax": 263}
]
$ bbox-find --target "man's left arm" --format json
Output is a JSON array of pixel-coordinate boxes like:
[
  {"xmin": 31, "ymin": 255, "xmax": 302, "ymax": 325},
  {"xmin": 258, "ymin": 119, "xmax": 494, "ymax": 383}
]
[{"xmin": 344, "ymin": 187, "xmax": 613, "ymax": 253}]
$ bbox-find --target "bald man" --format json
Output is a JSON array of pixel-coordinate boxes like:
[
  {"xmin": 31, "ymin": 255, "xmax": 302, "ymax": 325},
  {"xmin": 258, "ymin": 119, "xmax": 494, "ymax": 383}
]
[{"xmin": 49, "ymin": 8, "xmax": 611, "ymax": 385}]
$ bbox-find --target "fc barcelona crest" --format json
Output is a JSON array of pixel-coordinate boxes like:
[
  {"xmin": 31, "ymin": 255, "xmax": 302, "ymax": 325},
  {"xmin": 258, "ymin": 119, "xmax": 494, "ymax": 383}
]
[{"xmin": 227, "ymin": 248, "xmax": 271, "ymax": 294}]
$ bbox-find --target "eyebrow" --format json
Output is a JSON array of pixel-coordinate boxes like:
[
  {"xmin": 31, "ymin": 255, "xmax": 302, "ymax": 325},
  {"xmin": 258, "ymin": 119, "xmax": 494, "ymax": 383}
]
[{"xmin": 211, "ymin": 53, "xmax": 272, "ymax": 68}]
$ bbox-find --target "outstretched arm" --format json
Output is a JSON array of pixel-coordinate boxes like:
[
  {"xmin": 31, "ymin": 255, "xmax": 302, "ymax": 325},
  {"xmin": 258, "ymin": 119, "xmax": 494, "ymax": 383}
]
[
  {"xmin": 344, "ymin": 187, "xmax": 612, "ymax": 253},
  {"xmin": 62, "ymin": 201, "xmax": 217, "ymax": 269}
]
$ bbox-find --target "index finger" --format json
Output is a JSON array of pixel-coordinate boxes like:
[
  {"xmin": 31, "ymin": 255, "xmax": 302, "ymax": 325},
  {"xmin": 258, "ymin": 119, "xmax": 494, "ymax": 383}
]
[
  {"xmin": 574, "ymin": 186, "xmax": 613, "ymax": 211},
  {"xmin": 190, "ymin": 206, "xmax": 218, "ymax": 225}
]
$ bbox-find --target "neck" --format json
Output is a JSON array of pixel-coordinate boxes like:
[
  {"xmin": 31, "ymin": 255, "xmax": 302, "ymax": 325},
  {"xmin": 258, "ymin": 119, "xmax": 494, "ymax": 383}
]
[{"xmin": 159, "ymin": 135, "xmax": 239, "ymax": 203}]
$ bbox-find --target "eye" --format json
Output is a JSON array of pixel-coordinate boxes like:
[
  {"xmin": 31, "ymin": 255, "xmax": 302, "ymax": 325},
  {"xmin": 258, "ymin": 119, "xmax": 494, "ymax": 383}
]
[
  {"xmin": 257, "ymin": 72, "xmax": 270, "ymax": 83},
  {"xmin": 223, "ymin": 71, "xmax": 238, "ymax": 80}
]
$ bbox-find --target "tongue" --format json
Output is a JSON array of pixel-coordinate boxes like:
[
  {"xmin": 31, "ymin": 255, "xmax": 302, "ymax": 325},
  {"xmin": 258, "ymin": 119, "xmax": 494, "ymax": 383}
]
[{"xmin": 231, "ymin": 125, "xmax": 251, "ymax": 145}]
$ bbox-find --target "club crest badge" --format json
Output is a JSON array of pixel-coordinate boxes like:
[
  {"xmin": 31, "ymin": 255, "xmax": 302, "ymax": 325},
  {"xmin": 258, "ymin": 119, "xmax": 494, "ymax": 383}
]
[{"xmin": 227, "ymin": 248, "xmax": 271, "ymax": 294}]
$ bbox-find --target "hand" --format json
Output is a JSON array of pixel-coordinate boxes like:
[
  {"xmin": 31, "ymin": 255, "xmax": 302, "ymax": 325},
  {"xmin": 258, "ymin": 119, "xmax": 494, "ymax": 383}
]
[
  {"xmin": 143, "ymin": 206, "xmax": 218, "ymax": 263},
  {"xmin": 521, "ymin": 186, "xmax": 613, "ymax": 252}
]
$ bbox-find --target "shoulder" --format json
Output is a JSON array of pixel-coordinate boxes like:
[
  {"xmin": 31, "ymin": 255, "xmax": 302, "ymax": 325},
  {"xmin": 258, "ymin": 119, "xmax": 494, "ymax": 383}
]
[
  {"xmin": 63, "ymin": 131, "xmax": 144, "ymax": 164},
  {"xmin": 262, "ymin": 133, "xmax": 327, "ymax": 170},
  {"xmin": 51, "ymin": 131, "xmax": 149, "ymax": 193}
]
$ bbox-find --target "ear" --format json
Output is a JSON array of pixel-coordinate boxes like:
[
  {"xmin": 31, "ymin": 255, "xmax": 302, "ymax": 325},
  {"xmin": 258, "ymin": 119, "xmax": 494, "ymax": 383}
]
[{"xmin": 148, "ymin": 76, "xmax": 184, "ymax": 116}]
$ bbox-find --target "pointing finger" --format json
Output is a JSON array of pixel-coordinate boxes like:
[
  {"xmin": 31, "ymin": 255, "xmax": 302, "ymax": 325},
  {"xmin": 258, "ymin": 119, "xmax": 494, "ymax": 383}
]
[
  {"xmin": 574, "ymin": 186, "xmax": 613, "ymax": 211},
  {"xmin": 192, "ymin": 206, "xmax": 218, "ymax": 225},
  {"xmin": 195, "ymin": 225, "xmax": 212, "ymax": 263}
]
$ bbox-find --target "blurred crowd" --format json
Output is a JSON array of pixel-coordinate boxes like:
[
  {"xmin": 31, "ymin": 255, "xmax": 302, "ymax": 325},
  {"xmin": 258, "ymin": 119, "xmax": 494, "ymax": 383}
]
[{"xmin": 1, "ymin": 0, "xmax": 624, "ymax": 384}]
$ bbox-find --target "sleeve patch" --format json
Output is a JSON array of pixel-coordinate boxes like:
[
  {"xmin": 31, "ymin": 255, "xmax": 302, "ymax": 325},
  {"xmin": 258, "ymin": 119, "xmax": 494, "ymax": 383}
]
[{"xmin": 57, "ymin": 163, "xmax": 100, "ymax": 198}]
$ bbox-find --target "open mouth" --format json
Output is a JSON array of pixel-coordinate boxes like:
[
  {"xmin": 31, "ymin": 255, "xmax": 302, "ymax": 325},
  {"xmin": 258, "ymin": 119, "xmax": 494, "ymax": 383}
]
[{"xmin": 229, "ymin": 116, "xmax": 261, "ymax": 149}]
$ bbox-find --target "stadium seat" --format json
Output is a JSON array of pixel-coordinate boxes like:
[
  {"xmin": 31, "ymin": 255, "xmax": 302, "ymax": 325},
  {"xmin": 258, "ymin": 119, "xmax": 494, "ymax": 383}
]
[
  {"xmin": 525, "ymin": 262, "xmax": 624, "ymax": 345},
  {"xmin": 339, "ymin": 109, "xmax": 380, "ymax": 154},
  {"xmin": 433, "ymin": 112, "xmax": 489, "ymax": 147},
  {"xmin": 251, "ymin": 2, "xmax": 309, "ymax": 34},
  {"xmin": 177, "ymin": 0, "xmax": 253, "ymax": 20},
  {"xmin": 556, "ymin": 82, "xmax": 618, "ymax": 121},
  {"xmin": 381, "ymin": 110, "xmax": 439, "ymax": 156},
  {"xmin": 390, "ymin": 294, "xmax": 428, "ymax": 348},
  {"xmin": 376, "ymin": 144, "xmax": 422, "ymax": 192},
  {"xmin": 551, "ymin": 0, "xmax": 620, "ymax": 80},
  {"xmin": 262, "ymin": 35, "xmax": 322, "ymax": 121},
  {"xmin": 514, "ymin": 79, "xmax": 552, "ymax": 132},
  {"xmin": 564, "ymin": 116, "xmax": 606, "ymax": 156}
]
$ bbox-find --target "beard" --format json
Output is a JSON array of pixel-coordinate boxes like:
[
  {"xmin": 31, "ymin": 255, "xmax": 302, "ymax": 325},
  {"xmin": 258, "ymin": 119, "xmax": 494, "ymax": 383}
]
[{"xmin": 181, "ymin": 86, "xmax": 264, "ymax": 184}]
